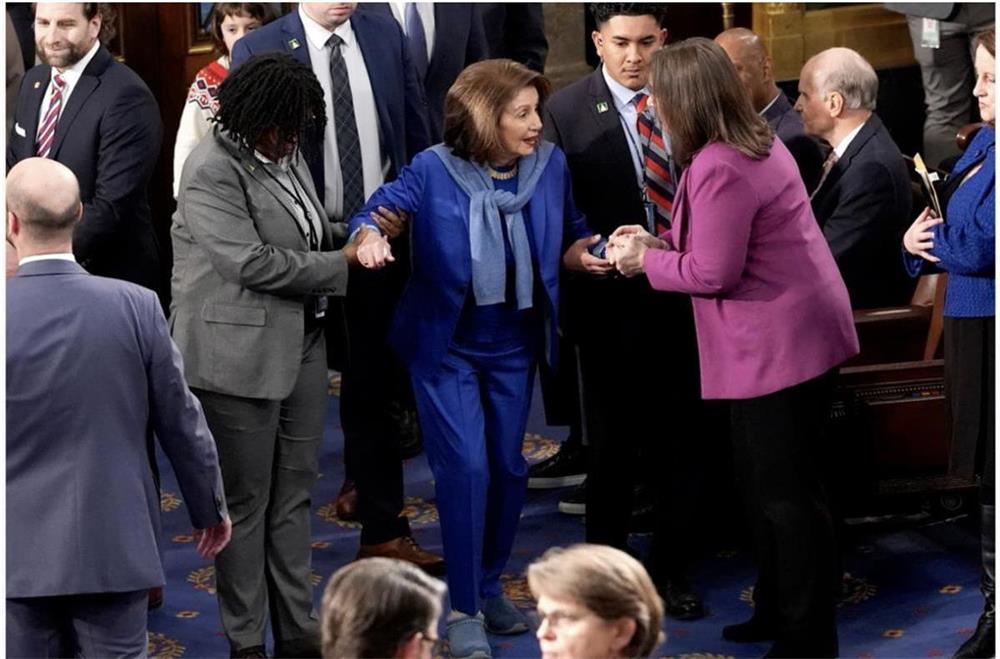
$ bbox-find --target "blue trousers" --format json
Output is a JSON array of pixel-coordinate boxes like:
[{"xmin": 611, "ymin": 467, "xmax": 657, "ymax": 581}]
[{"xmin": 411, "ymin": 338, "xmax": 535, "ymax": 615}]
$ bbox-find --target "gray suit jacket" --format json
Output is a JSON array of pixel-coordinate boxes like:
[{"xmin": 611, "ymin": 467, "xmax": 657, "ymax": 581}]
[
  {"xmin": 6, "ymin": 260, "xmax": 226, "ymax": 597},
  {"xmin": 170, "ymin": 130, "xmax": 349, "ymax": 400}
]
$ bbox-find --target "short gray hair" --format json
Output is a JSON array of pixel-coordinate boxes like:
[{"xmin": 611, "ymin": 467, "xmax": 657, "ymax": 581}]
[{"xmin": 814, "ymin": 47, "xmax": 878, "ymax": 111}]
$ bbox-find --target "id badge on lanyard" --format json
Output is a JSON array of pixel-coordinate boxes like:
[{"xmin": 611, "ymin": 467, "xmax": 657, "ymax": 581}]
[
  {"xmin": 313, "ymin": 295, "xmax": 328, "ymax": 320},
  {"xmin": 921, "ymin": 18, "xmax": 941, "ymax": 49},
  {"xmin": 643, "ymin": 196, "xmax": 656, "ymax": 234}
]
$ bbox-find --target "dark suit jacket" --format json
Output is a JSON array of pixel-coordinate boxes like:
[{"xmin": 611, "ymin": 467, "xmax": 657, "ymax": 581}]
[
  {"xmin": 810, "ymin": 114, "xmax": 914, "ymax": 309},
  {"xmin": 543, "ymin": 68, "xmax": 679, "ymax": 344},
  {"xmin": 764, "ymin": 90, "xmax": 825, "ymax": 194},
  {"xmin": 6, "ymin": 259, "xmax": 226, "ymax": 598},
  {"xmin": 361, "ymin": 3, "xmax": 487, "ymax": 142},
  {"xmin": 231, "ymin": 10, "xmax": 431, "ymax": 208},
  {"xmin": 7, "ymin": 46, "xmax": 163, "ymax": 291},
  {"xmin": 481, "ymin": 3, "xmax": 548, "ymax": 73}
]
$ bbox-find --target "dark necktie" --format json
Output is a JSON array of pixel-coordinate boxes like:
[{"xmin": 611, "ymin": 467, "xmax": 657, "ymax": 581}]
[
  {"xmin": 404, "ymin": 3, "xmax": 429, "ymax": 82},
  {"xmin": 810, "ymin": 151, "xmax": 840, "ymax": 201},
  {"xmin": 36, "ymin": 73, "xmax": 66, "ymax": 158},
  {"xmin": 327, "ymin": 34, "xmax": 365, "ymax": 220},
  {"xmin": 635, "ymin": 93, "xmax": 674, "ymax": 234}
]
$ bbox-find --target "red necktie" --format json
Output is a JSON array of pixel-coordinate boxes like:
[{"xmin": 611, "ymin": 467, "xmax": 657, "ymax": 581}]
[
  {"xmin": 36, "ymin": 73, "xmax": 66, "ymax": 158},
  {"xmin": 635, "ymin": 93, "xmax": 674, "ymax": 234}
]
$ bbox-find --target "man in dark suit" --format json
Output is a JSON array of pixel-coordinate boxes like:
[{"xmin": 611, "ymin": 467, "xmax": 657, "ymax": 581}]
[
  {"xmin": 231, "ymin": 3, "xmax": 442, "ymax": 574},
  {"xmin": 796, "ymin": 47, "xmax": 915, "ymax": 310},
  {"xmin": 716, "ymin": 27, "xmax": 825, "ymax": 193},
  {"xmin": 481, "ymin": 3, "xmax": 549, "ymax": 73},
  {"xmin": 7, "ymin": 3, "xmax": 162, "ymax": 293},
  {"xmin": 6, "ymin": 157, "xmax": 231, "ymax": 658},
  {"xmin": 542, "ymin": 3, "xmax": 707, "ymax": 621},
  {"xmin": 361, "ymin": 3, "xmax": 488, "ymax": 142}
]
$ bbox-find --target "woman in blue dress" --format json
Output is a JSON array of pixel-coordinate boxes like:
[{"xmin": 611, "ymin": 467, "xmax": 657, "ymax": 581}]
[
  {"xmin": 350, "ymin": 59, "xmax": 610, "ymax": 659},
  {"xmin": 903, "ymin": 26, "xmax": 995, "ymax": 659}
]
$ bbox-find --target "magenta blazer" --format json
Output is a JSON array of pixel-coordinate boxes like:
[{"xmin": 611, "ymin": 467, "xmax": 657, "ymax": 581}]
[{"xmin": 644, "ymin": 140, "xmax": 859, "ymax": 400}]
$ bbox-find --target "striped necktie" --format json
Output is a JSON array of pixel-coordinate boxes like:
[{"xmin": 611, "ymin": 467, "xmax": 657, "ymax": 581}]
[
  {"xmin": 635, "ymin": 93, "xmax": 674, "ymax": 234},
  {"xmin": 809, "ymin": 150, "xmax": 840, "ymax": 201},
  {"xmin": 36, "ymin": 73, "xmax": 66, "ymax": 158}
]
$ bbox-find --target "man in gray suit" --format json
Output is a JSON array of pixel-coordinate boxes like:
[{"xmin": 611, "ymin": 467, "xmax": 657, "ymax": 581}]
[{"xmin": 6, "ymin": 157, "xmax": 231, "ymax": 658}]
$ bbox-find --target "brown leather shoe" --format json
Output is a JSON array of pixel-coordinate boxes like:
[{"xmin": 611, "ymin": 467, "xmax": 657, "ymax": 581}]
[
  {"xmin": 358, "ymin": 536, "xmax": 446, "ymax": 576},
  {"xmin": 147, "ymin": 587, "xmax": 163, "ymax": 611},
  {"xmin": 335, "ymin": 479, "xmax": 358, "ymax": 521}
]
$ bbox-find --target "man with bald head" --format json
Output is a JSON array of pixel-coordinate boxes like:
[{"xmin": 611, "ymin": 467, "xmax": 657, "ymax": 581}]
[
  {"xmin": 716, "ymin": 28, "xmax": 824, "ymax": 192},
  {"xmin": 795, "ymin": 47, "xmax": 914, "ymax": 309},
  {"xmin": 6, "ymin": 158, "xmax": 230, "ymax": 658}
]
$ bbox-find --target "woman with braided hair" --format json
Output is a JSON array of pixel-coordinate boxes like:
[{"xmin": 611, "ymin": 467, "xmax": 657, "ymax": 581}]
[{"xmin": 170, "ymin": 52, "xmax": 390, "ymax": 658}]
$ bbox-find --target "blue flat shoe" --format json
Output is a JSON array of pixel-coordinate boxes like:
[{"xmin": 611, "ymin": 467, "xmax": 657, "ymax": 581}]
[
  {"xmin": 447, "ymin": 612, "xmax": 491, "ymax": 659},
  {"xmin": 483, "ymin": 595, "xmax": 530, "ymax": 635}
]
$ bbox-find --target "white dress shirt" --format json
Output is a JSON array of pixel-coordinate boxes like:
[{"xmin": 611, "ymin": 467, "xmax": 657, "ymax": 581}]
[
  {"xmin": 832, "ymin": 120, "xmax": 867, "ymax": 159},
  {"xmin": 388, "ymin": 2, "xmax": 435, "ymax": 61},
  {"xmin": 36, "ymin": 39, "xmax": 100, "ymax": 132},
  {"xmin": 299, "ymin": 6, "xmax": 386, "ymax": 220},
  {"xmin": 602, "ymin": 66, "xmax": 648, "ymax": 188},
  {"xmin": 19, "ymin": 253, "xmax": 76, "ymax": 266}
]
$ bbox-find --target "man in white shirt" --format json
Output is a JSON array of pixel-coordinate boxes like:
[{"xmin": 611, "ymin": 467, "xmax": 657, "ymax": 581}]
[{"xmin": 796, "ymin": 47, "xmax": 915, "ymax": 309}]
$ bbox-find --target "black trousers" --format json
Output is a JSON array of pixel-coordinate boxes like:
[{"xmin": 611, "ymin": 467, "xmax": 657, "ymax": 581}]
[
  {"xmin": 730, "ymin": 370, "xmax": 839, "ymax": 656},
  {"xmin": 945, "ymin": 316, "xmax": 995, "ymax": 501},
  {"xmin": 338, "ymin": 264, "xmax": 413, "ymax": 545},
  {"xmin": 577, "ymin": 283, "xmax": 706, "ymax": 579}
]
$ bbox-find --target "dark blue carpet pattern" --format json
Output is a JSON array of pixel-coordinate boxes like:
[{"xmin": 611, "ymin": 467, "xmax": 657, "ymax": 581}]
[{"xmin": 149, "ymin": 381, "xmax": 983, "ymax": 658}]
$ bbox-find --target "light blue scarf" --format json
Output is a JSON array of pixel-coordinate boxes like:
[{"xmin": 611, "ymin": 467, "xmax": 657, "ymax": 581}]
[{"xmin": 430, "ymin": 141, "xmax": 554, "ymax": 310}]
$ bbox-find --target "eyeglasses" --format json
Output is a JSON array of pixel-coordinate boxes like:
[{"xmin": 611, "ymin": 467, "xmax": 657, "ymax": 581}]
[{"xmin": 536, "ymin": 609, "xmax": 592, "ymax": 631}]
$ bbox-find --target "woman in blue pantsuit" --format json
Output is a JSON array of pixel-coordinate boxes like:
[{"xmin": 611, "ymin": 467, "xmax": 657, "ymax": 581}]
[{"xmin": 349, "ymin": 59, "xmax": 610, "ymax": 659}]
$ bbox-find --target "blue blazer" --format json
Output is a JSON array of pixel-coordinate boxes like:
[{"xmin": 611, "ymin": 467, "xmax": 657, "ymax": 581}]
[
  {"xmin": 231, "ymin": 10, "xmax": 431, "ymax": 203},
  {"xmin": 905, "ymin": 125, "xmax": 995, "ymax": 317},
  {"xmin": 360, "ymin": 3, "xmax": 487, "ymax": 142},
  {"xmin": 7, "ymin": 46, "xmax": 163, "ymax": 291},
  {"xmin": 6, "ymin": 260, "xmax": 226, "ymax": 597},
  {"xmin": 349, "ymin": 145, "xmax": 591, "ymax": 375}
]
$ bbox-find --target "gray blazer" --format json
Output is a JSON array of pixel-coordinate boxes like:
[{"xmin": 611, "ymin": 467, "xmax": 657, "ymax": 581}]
[
  {"xmin": 171, "ymin": 130, "xmax": 349, "ymax": 400},
  {"xmin": 6, "ymin": 260, "xmax": 227, "ymax": 597}
]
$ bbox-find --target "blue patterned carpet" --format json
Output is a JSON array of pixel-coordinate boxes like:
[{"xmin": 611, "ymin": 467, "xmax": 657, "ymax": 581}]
[{"xmin": 149, "ymin": 381, "xmax": 983, "ymax": 658}]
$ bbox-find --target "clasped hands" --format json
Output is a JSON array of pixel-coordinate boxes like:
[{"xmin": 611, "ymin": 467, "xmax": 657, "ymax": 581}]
[
  {"xmin": 605, "ymin": 225, "xmax": 669, "ymax": 277},
  {"xmin": 346, "ymin": 206, "xmax": 410, "ymax": 269},
  {"xmin": 902, "ymin": 207, "xmax": 943, "ymax": 263}
]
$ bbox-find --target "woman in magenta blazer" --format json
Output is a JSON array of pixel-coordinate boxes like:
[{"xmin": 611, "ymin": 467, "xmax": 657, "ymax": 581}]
[{"xmin": 609, "ymin": 39, "xmax": 858, "ymax": 658}]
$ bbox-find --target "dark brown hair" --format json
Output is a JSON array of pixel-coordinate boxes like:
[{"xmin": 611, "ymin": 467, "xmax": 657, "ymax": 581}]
[
  {"xmin": 649, "ymin": 37, "xmax": 773, "ymax": 167},
  {"xmin": 977, "ymin": 26, "xmax": 995, "ymax": 58},
  {"xmin": 443, "ymin": 59, "xmax": 551, "ymax": 163},
  {"xmin": 33, "ymin": 3, "xmax": 117, "ymax": 42},
  {"xmin": 210, "ymin": 3, "xmax": 276, "ymax": 56}
]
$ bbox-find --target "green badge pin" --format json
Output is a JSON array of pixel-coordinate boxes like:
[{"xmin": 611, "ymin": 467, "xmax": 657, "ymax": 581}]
[
  {"xmin": 596, "ymin": 101, "xmax": 609, "ymax": 113},
  {"xmin": 288, "ymin": 38, "xmax": 301, "ymax": 50}
]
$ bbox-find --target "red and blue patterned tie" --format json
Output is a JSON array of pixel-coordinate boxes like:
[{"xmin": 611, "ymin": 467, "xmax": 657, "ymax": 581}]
[
  {"xmin": 635, "ymin": 93, "xmax": 674, "ymax": 234},
  {"xmin": 36, "ymin": 73, "xmax": 66, "ymax": 158}
]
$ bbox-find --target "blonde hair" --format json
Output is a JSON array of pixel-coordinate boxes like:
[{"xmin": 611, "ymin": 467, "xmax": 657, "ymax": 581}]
[
  {"xmin": 527, "ymin": 544, "xmax": 665, "ymax": 658},
  {"xmin": 443, "ymin": 59, "xmax": 551, "ymax": 163},
  {"xmin": 321, "ymin": 558, "xmax": 446, "ymax": 659}
]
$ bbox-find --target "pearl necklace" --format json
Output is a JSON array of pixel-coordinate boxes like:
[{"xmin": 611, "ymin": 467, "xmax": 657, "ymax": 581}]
[{"xmin": 487, "ymin": 163, "xmax": 518, "ymax": 180}]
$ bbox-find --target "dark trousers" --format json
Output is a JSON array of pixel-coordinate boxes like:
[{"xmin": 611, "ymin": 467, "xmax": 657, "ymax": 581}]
[
  {"xmin": 193, "ymin": 328, "xmax": 326, "ymax": 655},
  {"xmin": 730, "ymin": 371, "xmax": 839, "ymax": 656},
  {"xmin": 339, "ymin": 265, "xmax": 412, "ymax": 545},
  {"xmin": 945, "ymin": 316, "xmax": 995, "ymax": 498},
  {"xmin": 411, "ymin": 338, "xmax": 535, "ymax": 614},
  {"xmin": 7, "ymin": 590, "xmax": 149, "ymax": 659},
  {"xmin": 577, "ymin": 286, "xmax": 705, "ymax": 578}
]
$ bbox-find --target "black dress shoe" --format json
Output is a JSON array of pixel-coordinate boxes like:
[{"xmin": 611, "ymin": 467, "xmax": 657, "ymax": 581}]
[
  {"xmin": 528, "ymin": 445, "xmax": 586, "ymax": 489},
  {"xmin": 764, "ymin": 638, "xmax": 838, "ymax": 658},
  {"xmin": 230, "ymin": 645, "xmax": 267, "ymax": 659},
  {"xmin": 557, "ymin": 480, "xmax": 586, "ymax": 515},
  {"xmin": 660, "ymin": 578, "xmax": 705, "ymax": 621},
  {"xmin": 954, "ymin": 610, "xmax": 995, "ymax": 658},
  {"xmin": 722, "ymin": 616, "xmax": 778, "ymax": 642}
]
